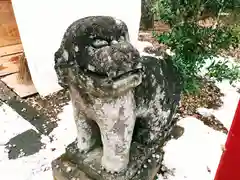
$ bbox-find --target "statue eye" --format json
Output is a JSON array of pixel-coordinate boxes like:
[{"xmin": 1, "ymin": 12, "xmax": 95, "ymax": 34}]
[{"xmin": 92, "ymin": 39, "xmax": 109, "ymax": 48}]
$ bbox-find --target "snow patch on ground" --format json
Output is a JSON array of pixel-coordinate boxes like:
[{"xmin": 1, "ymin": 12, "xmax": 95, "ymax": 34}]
[
  {"xmin": 157, "ymin": 77, "xmax": 239, "ymax": 180},
  {"xmin": 195, "ymin": 80, "xmax": 240, "ymax": 130},
  {"xmin": 212, "ymin": 80, "xmax": 240, "ymax": 130},
  {"xmin": 157, "ymin": 117, "xmax": 227, "ymax": 180},
  {"xmin": 47, "ymin": 102, "xmax": 77, "ymax": 150},
  {"xmin": 0, "ymin": 103, "xmax": 38, "ymax": 145},
  {"xmin": 0, "ymin": 101, "xmax": 77, "ymax": 180},
  {"xmin": 0, "ymin": 103, "xmax": 39, "ymax": 162}
]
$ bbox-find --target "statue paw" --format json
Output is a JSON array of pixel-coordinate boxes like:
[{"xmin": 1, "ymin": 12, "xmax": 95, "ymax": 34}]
[
  {"xmin": 101, "ymin": 156, "xmax": 128, "ymax": 173},
  {"xmin": 101, "ymin": 167, "xmax": 116, "ymax": 174}
]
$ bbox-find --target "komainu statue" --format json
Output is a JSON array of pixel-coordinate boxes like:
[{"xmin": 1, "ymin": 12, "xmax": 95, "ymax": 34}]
[{"xmin": 53, "ymin": 16, "xmax": 181, "ymax": 180}]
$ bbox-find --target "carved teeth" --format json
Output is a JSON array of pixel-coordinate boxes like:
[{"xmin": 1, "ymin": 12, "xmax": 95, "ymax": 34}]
[{"xmin": 112, "ymin": 74, "xmax": 141, "ymax": 89}]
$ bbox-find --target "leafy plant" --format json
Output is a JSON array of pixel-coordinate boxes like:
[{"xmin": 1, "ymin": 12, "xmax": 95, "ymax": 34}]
[
  {"xmin": 206, "ymin": 60, "xmax": 240, "ymax": 83},
  {"xmin": 153, "ymin": 0, "xmax": 240, "ymax": 93}
]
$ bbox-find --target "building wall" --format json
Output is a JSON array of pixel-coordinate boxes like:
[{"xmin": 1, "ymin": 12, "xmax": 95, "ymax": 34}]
[{"xmin": 11, "ymin": 0, "xmax": 142, "ymax": 96}]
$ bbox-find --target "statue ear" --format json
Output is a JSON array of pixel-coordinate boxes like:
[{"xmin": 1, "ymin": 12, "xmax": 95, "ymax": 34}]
[
  {"xmin": 54, "ymin": 48, "xmax": 69, "ymax": 88},
  {"xmin": 114, "ymin": 18, "xmax": 130, "ymax": 42}
]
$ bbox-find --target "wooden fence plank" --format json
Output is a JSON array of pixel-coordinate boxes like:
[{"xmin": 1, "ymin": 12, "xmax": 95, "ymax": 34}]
[
  {"xmin": 0, "ymin": 52, "xmax": 22, "ymax": 76},
  {"xmin": 0, "ymin": 44, "xmax": 23, "ymax": 57},
  {"xmin": 1, "ymin": 73, "xmax": 37, "ymax": 98}
]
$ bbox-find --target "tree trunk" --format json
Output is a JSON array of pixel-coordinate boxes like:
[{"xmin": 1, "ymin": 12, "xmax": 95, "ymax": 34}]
[{"xmin": 141, "ymin": 0, "xmax": 154, "ymax": 30}]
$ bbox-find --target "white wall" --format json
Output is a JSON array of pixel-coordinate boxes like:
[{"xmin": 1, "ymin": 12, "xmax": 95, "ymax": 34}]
[{"xmin": 11, "ymin": 0, "xmax": 142, "ymax": 97}]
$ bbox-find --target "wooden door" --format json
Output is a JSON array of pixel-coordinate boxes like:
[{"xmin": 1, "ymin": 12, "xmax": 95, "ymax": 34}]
[
  {"xmin": 0, "ymin": 0, "xmax": 21, "ymax": 47},
  {"xmin": 0, "ymin": 0, "xmax": 23, "ymax": 79}
]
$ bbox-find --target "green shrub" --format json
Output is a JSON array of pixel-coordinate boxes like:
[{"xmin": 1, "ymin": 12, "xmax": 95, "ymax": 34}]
[{"xmin": 153, "ymin": 0, "xmax": 240, "ymax": 93}]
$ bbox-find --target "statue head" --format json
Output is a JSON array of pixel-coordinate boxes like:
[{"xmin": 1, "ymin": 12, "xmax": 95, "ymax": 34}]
[{"xmin": 55, "ymin": 16, "xmax": 143, "ymax": 97}]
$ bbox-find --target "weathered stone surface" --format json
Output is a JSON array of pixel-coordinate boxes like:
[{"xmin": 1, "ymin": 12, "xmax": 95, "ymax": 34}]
[
  {"xmin": 134, "ymin": 55, "xmax": 182, "ymax": 146},
  {"xmin": 53, "ymin": 15, "xmax": 182, "ymax": 178},
  {"xmin": 54, "ymin": 16, "xmax": 141, "ymax": 89},
  {"xmin": 52, "ymin": 141, "xmax": 163, "ymax": 180},
  {"xmin": 52, "ymin": 157, "xmax": 93, "ymax": 180},
  {"xmin": 54, "ymin": 16, "xmax": 144, "ymax": 173}
]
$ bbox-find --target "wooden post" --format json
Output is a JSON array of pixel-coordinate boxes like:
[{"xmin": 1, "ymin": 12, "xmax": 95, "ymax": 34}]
[{"xmin": 214, "ymin": 99, "xmax": 240, "ymax": 180}]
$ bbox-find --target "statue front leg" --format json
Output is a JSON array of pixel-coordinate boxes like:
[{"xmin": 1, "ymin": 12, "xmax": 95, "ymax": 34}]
[
  {"xmin": 70, "ymin": 85, "xmax": 96, "ymax": 153},
  {"xmin": 74, "ymin": 114, "xmax": 96, "ymax": 153},
  {"xmin": 98, "ymin": 91, "xmax": 136, "ymax": 173}
]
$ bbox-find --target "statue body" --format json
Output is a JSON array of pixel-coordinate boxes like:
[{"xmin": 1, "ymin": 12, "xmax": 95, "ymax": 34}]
[{"xmin": 54, "ymin": 16, "xmax": 181, "ymax": 174}]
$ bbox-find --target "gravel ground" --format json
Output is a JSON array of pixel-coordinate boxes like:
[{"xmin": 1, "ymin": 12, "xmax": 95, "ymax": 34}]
[
  {"xmin": 0, "ymin": 80, "xmax": 70, "ymax": 122},
  {"xmin": 178, "ymin": 79, "xmax": 228, "ymax": 134},
  {"xmin": 24, "ymin": 90, "xmax": 70, "ymax": 121}
]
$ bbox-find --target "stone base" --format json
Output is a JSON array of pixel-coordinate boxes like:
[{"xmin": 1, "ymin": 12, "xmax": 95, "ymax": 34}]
[
  {"xmin": 52, "ymin": 141, "xmax": 163, "ymax": 180},
  {"xmin": 52, "ymin": 158, "xmax": 92, "ymax": 180}
]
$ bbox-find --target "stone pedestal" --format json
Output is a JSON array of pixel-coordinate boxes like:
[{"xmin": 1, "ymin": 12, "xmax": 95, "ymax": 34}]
[{"xmin": 52, "ymin": 141, "xmax": 163, "ymax": 180}]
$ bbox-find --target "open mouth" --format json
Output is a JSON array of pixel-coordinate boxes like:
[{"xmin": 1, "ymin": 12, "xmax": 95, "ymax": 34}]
[
  {"xmin": 78, "ymin": 66, "xmax": 143, "ymax": 89},
  {"xmin": 112, "ymin": 69, "xmax": 142, "ymax": 90},
  {"xmin": 112, "ymin": 68, "xmax": 142, "ymax": 82},
  {"xmin": 82, "ymin": 67, "xmax": 142, "ymax": 82}
]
